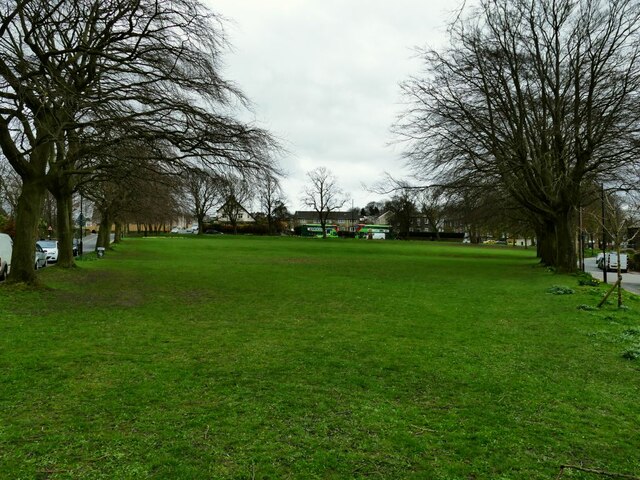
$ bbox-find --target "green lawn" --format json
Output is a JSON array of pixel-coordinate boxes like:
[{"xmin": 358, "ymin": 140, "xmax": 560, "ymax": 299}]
[{"xmin": 1, "ymin": 236, "xmax": 639, "ymax": 479}]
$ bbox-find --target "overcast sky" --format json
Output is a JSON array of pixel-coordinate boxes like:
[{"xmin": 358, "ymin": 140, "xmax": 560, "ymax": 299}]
[{"xmin": 207, "ymin": 0, "xmax": 465, "ymax": 211}]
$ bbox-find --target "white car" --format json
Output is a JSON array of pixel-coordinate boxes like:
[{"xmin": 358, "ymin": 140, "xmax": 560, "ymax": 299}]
[
  {"xmin": 35, "ymin": 243, "xmax": 47, "ymax": 269},
  {"xmin": 0, "ymin": 233, "xmax": 12, "ymax": 280},
  {"xmin": 37, "ymin": 240, "xmax": 59, "ymax": 263}
]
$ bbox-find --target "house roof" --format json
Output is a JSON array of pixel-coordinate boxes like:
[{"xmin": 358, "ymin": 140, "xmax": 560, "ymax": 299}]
[{"xmin": 294, "ymin": 211, "xmax": 356, "ymax": 221}]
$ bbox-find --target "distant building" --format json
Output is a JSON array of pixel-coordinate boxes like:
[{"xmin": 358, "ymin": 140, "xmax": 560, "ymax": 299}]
[
  {"xmin": 216, "ymin": 202, "xmax": 256, "ymax": 224},
  {"xmin": 293, "ymin": 210, "xmax": 359, "ymax": 231}
]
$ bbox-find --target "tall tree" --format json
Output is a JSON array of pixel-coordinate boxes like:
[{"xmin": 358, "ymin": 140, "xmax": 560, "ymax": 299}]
[
  {"xmin": 396, "ymin": 0, "xmax": 640, "ymax": 272},
  {"xmin": 0, "ymin": 0, "xmax": 278, "ymax": 283},
  {"xmin": 301, "ymin": 167, "xmax": 348, "ymax": 239}
]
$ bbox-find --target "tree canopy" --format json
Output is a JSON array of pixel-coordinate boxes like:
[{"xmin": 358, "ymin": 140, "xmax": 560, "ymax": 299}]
[
  {"xmin": 396, "ymin": 0, "xmax": 640, "ymax": 272},
  {"xmin": 0, "ymin": 0, "xmax": 279, "ymax": 283}
]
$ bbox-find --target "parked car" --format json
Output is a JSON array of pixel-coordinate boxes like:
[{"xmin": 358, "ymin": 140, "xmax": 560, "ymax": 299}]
[
  {"xmin": 35, "ymin": 243, "xmax": 47, "ymax": 269},
  {"xmin": 0, "ymin": 233, "xmax": 12, "ymax": 281},
  {"xmin": 204, "ymin": 229, "xmax": 224, "ymax": 235},
  {"xmin": 597, "ymin": 252, "xmax": 628, "ymax": 273},
  {"xmin": 36, "ymin": 240, "xmax": 59, "ymax": 263}
]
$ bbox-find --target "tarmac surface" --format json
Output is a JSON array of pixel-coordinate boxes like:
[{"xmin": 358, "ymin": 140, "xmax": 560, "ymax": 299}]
[{"xmin": 583, "ymin": 257, "xmax": 640, "ymax": 295}]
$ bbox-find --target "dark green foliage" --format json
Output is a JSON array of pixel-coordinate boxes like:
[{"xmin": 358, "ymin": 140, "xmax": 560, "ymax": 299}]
[
  {"xmin": 622, "ymin": 347, "xmax": 640, "ymax": 360},
  {"xmin": 576, "ymin": 272, "xmax": 600, "ymax": 287},
  {"xmin": 547, "ymin": 285, "xmax": 575, "ymax": 295},
  {"xmin": 628, "ymin": 252, "xmax": 640, "ymax": 272}
]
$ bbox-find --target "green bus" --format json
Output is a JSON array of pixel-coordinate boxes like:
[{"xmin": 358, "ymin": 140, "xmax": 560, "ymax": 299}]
[{"xmin": 301, "ymin": 224, "xmax": 339, "ymax": 238}]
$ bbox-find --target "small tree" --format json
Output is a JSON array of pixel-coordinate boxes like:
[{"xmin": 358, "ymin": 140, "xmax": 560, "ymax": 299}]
[
  {"xmin": 257, "ymin": 174, "xmax": 286, "ymax": 235},
  {"xmin": 301, "ymin": 167, "xmax": 348, "ymax": 239},
  {"xmin": 418, "ymin": 187, "xmax": 451, "ymax": 240},
  {"xmin": 219, "ymin": 175, "xmax": 254, "ymax": 235},
  {"xmin": 384, "ymin": 190, "xmax": 417, "ymax": 239},
  {"xmin": 181, "ymin": 168, "xmax": 225, "ymax": 235},
  {"xmin": 597, "ymin": 192, "xmax": 640, "ymax": 308}
]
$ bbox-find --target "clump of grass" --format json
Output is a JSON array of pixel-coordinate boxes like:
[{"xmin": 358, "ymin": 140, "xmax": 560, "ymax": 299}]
[
  {"xmin": 622, "ymin": 346, "xmax": 640, "ymax": 360},
  {"xmin": 547, "ymin": 285, "xmax": 575, "ymax": 295},
  {"xmin": 621, "ymin": 328, "xmax": 640, "ymax": 341},
  {"xmin": 577, "ymin": 304, "xmax": 597, "ymax": 311}
]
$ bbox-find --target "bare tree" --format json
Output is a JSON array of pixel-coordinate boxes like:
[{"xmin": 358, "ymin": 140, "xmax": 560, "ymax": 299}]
[
  {"xmin": 418, "ymin": 187, "xmax": 451, "ymax": 239},
  {"xmin": 219, "ymin": 175, "xmax": 254, "ymax": 235},
  {"xmin": 384, "ymin": 190, "xmax": 417, "ymax": 240},
  {"xmin": 395, "ymin": 0, "xmax": 640, "ymax": 272},
  {"xmin": 0, "ymin": 0, "xmax": 279, "ymax": 283},
  {"xmin": 0, "ymin": 158, "xmax": 20, "ymax": 217},
  {"xmin": 257, "ymin": 174, "xmax": 286, "ymax": 235},
  {"xmin": 301, "ymin": 167, "xmax": 348, "ymax": 239},
  {"xmin": 181, "ymin": 168, "xmax": 225, "ymax": 235}
]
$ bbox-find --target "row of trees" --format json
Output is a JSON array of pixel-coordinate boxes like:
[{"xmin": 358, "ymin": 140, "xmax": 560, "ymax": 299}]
[
  {"xmin": 0, "ymin": 0, "xmax": 280, "ymax": 284},
  {"xmin": 395, "ymin": 0, "xmax": 640, "ymax": 272}
]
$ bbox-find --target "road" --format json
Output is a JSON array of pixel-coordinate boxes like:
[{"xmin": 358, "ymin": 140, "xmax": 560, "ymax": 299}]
[
  {"xmin": 77, "ymin": 233, "xmax": 114, "ymax": 254},
  {"xmin": 583, "ymin": 257, "xmax": 640, "ymax": 295}
]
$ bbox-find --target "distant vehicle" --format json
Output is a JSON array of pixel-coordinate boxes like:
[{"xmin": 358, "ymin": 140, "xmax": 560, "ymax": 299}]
[
  {"xmin": 204, "ymin": 229, "xmax": 224, "ymax": 235},
  {"xmin": 301, "ymin": 224, "xmax": 339, "ymax": 238},
  {"xmin": 597, "ymin": 252, "xmax": 628, "ymax": 273},
  {"xmin": 37, "ymin": 240, "xmax": 59, "ymax": 263},
  {"xmin": 0, "ymin": 233, "xmax": 12, "ymax": 281},
  {"xmin": 35, "ymin": 243, "xmax": 47, "ymax": 270},
  {"xmin": 170, "ymin": 226, "xmax": 180, "ymax": 233},
  {"xmin": 355, "ymin": 224, "xmax": 391, "ymax": 240}
]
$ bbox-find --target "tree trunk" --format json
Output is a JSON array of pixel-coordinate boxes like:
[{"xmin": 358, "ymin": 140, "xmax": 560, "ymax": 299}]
[
  {"xmin": 97, "ymin": 211, "xmax": 111, "ymax": 250},
  {"xmin": 536, "ymin": 221, "xmax": 556, "ymax": 266},
  {"xmin": 9, "ymin": 176, "xmax": 47, "ymax": 284},
  {"xmin": 554, "ymin": 210, "xmax": 577, "ymax": 273},
  {"xmin": 113, "ymin": 222, "xmax": 122, "ymax": 244},
  {"xmin": 54, "ymin": 189, "xmax": 75, "ymax": 268}
]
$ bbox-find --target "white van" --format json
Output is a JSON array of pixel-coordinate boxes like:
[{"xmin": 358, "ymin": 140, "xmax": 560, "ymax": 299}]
[
  {"xmin": 598, "ymin": 252, "xmax": 628, "ymax": 273},
  {"xmin": 0, "ymin": 233, "xmax": 12, "ymax": 281}
]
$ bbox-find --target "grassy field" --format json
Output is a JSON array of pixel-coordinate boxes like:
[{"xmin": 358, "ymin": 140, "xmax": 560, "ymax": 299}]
[{"xmin": 1, "ymin": 236, "xmax": 639, "ymax": 479}]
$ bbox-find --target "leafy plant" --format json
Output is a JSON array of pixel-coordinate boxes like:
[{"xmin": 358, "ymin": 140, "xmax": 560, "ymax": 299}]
[
  {"xmin": 577, "ymin": 304, "xmax": 597, "ymax": 311},
  {"xmin": 547, "ymin": 285, "xmax": 575, "ymax": 295},
  {"xmin": 622, "ymin": 346, "xmax": 640, "ymax": 360},
  {"xmin": 577, "ymin": 274, "xmax": 600, "ymax": 287}
]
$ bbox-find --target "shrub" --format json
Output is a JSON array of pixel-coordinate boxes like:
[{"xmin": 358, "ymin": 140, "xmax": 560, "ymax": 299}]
[
  {"xmin": 576, "ymin": 272, "xmax": 600, "ymax": 287},
  {"xmin": 622, "ymin": 346, "xmax": 640, "ymax": 360},
  {"xmin": 547, "ymin": 285, "xmax": 575, "ymax": 295}
]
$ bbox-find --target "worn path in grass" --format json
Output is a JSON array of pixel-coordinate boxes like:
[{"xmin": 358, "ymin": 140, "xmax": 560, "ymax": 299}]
[{"xmin": 1, "ymin": 236, "xmax": 639, "ymax": 479}]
